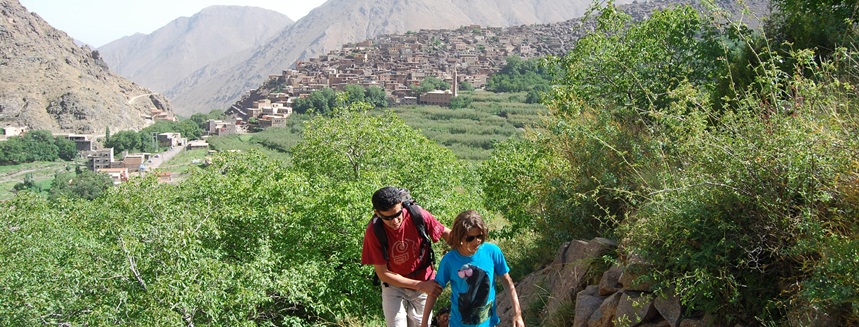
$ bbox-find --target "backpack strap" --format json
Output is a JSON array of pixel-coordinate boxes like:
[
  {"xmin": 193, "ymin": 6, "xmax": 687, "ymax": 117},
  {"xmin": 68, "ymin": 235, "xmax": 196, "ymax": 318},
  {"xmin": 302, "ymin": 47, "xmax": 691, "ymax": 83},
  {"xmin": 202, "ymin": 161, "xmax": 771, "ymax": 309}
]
[
  {"xmin": 403, "ymin": 203, "xmax": 435, "ymax": 271},
  {"xmin": 371, "ymin": 216, "xmax": 389, "ymax": 262}
]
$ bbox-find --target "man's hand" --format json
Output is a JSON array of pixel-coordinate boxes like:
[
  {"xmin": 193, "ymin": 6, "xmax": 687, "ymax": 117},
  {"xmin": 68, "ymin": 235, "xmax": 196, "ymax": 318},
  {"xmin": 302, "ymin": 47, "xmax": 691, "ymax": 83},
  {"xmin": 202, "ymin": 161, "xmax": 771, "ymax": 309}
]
[{"xmin": 416, "ymin": 280, "xmax": 442, "ymax": 297}]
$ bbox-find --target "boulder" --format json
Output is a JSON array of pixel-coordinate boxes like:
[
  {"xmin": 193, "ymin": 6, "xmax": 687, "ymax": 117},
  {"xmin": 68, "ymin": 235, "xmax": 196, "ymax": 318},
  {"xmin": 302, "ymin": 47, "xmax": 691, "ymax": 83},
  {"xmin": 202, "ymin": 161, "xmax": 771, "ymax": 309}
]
[
  {"xmin": 598, "ymin": 265, "xmax": 623, "ymax": 296},
  {"xmin": 653, "ymin": 291, "xmax": 683, "ymax": 327},
  {"xmin": 573, "ymin": 285, "xmax": 605, "ymax": 327},
  {"xmin": 618, "ymin": 253, "xmax": 653, "ymax": 292},
  {"xmin": 589, "ymin": 292, "xmax": 622, "ymax": 327},
  {"xmin": 614, "ymin": 291, "xmax": 658, "ymax": 326}
]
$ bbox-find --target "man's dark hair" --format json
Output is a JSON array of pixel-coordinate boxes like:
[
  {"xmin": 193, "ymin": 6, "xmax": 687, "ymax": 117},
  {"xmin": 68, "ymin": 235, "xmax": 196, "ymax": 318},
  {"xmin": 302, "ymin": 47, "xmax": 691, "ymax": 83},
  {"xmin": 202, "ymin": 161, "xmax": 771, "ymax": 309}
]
[{"xmin": 372, "ymin": 186, "xmax": 402, "ymax": 211}]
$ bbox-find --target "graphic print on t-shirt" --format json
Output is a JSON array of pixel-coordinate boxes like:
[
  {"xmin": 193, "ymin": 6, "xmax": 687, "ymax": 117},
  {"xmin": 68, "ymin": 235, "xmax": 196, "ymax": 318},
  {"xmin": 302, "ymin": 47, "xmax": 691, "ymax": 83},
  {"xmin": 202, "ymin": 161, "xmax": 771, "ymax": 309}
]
[
  {"xmin": 391, "ymin": 239, "xmax": 417, "ymax": 266},
  {"xmin": 457, "ymin": 263, "xmax": 492, "ymax": 325}
]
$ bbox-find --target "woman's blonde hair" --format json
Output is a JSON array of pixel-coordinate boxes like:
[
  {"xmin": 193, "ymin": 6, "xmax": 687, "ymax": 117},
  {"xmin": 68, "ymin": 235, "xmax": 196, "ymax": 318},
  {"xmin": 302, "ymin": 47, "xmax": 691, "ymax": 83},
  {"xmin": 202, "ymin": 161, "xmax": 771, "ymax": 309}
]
[{"xmin": 448, "ymin": 210, "xmax": 488, "ymax": 249}]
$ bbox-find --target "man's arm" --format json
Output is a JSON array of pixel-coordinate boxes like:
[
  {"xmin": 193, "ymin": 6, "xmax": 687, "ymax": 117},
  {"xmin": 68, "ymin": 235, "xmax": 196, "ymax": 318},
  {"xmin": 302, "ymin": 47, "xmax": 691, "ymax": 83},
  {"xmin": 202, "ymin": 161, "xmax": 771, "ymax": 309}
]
[
  {"xmin": 500, "ymin": 273, "xmax": 525, "ymax": 327},
  {"xmin": 440, "ymin": 226, "xmax": 452, "ymax": 244},
  {"xmin": 374, "ymin": 264, "xmax": 442, "ymax": 296}
]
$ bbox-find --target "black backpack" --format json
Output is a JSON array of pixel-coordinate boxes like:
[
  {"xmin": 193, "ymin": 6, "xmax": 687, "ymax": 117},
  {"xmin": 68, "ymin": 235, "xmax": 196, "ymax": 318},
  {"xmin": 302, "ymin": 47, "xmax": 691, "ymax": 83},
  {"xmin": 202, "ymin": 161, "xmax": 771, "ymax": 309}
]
[{"xmin": 370, "ymin": 188, "xmax": 436, "ymax": 279}]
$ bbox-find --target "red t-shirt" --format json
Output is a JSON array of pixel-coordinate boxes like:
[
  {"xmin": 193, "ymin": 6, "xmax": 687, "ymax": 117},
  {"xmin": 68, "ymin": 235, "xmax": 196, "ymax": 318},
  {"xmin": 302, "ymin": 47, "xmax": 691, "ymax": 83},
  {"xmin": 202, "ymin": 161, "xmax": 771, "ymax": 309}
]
[{"xmin": 361, "ymin": 206, "xmax": 446, "ymax": 281}]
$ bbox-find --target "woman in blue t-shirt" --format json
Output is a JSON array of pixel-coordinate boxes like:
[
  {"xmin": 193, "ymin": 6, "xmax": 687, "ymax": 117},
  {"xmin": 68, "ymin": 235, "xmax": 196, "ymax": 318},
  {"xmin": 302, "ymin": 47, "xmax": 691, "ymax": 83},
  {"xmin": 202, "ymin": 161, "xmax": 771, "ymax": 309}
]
[{"xmin": 420, "ymin": 210, "xmax": 525, "ymax": 327}]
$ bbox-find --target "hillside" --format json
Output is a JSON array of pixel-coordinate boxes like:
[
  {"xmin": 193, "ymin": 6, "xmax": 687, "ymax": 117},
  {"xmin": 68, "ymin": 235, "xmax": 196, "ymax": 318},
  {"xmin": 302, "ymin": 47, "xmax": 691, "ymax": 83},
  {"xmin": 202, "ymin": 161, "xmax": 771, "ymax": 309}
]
[
  {"xmin": 97, "ymin": 6, "xmax": 293, "ymax": 95},
  {"xmin": 166, "ymin": 0, "xmax": 637, "ymax": 116},
  {"xmin": 0, "ymin": 0, "xmax": 173, "ymax": 133}
]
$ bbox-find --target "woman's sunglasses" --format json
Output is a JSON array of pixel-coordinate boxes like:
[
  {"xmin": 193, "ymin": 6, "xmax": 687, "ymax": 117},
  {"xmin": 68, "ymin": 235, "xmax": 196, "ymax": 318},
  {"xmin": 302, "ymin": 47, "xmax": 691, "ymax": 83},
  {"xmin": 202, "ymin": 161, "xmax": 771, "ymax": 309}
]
[{"xmin": 465, "ymin": 234, "xmax": 484, "ymax": 242}]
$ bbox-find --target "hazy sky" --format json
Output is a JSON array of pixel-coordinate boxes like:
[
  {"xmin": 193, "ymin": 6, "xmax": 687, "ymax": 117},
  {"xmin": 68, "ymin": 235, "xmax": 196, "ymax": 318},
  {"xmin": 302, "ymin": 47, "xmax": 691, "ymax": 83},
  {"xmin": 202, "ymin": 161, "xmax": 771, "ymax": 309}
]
[{"xmin": 18, "ymin": 0, "xmax": 328, "ymax": 47}]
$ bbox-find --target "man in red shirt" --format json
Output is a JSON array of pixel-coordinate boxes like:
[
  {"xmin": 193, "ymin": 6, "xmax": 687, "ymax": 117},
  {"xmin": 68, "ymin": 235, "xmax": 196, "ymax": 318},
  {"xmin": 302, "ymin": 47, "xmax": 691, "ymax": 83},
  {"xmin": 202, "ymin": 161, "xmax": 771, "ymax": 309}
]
[{"xmin": 362, "ymin": 186, "xmax": 451, "ymax": 326}]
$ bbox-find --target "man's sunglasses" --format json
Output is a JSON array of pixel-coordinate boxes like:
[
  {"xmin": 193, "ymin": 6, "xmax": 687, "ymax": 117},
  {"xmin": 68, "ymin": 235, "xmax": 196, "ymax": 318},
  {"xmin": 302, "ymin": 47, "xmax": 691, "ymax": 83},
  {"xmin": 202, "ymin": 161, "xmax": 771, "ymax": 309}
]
[
  {"xmin": 465, "ymin": 234, "xmax": 484, "ymax": 242},
  {"xmin": 377, "ymin": 208, "xmax": 403, "ymax": 221}
]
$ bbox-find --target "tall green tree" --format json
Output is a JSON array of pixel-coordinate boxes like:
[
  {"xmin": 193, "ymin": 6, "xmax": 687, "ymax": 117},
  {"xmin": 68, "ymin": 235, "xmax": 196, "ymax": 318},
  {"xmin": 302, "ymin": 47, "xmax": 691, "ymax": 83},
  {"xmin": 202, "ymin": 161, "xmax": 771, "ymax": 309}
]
[
  {"xmin": 49, "ymin": 168, "xmax": 114, "ymax": 200},
  {"xmin": 768, "ymin": 0, "xmax": 858, "ymax": 56}
]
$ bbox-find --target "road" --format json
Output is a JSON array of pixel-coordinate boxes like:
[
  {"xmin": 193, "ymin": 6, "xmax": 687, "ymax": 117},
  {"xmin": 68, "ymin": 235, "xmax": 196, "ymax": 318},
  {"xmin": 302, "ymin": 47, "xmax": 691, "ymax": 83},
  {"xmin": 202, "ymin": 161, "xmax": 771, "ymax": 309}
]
[{"xmin": 147, "ymin": 143, "xmax": 186, "ymax": 170}]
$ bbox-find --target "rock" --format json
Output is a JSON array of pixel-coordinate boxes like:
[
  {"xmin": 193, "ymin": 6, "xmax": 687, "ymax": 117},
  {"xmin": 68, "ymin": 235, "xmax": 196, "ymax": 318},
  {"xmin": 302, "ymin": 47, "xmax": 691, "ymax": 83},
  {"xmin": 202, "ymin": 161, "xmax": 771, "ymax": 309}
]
[
  {"xmin": 653, "ymin": 291, "xmax": 682, "ymax": 327},
  {"xmin": 589, "ymin": 292, "xmax": 622, "ymax": 327},
  {"xmin": 618, "ymin": 254, "xmax": 653, "ymax": 292},
  {"xmin": 545, "ymin": 238, "xmax": 616, "ymax": 315},
  {"xmin": 598, "ymin": 265, "xmax": 623, "ymax": 296},
  {"xmin": 573, "ymin": 285, "xmax": 605, "ymax": 327},
  {"xmin": 614, "ymin": 291, "xmax": 658, "ymax": 326}
]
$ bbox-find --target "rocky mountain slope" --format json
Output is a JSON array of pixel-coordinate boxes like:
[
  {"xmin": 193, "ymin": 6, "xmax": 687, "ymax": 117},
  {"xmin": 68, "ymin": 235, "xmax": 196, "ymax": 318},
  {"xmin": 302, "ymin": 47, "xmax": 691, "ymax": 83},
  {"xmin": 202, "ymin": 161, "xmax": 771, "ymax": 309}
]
[
  {"xmin": 166, "ymin": 0, "xmax": 636, "ymax": 116},
  {"xmin": 1, "ymin": 0, "xmax": 173, "ymax": 133},
  {"xmin": 98, "ymin": 6, "xmax": 293, "ymax": 94}
]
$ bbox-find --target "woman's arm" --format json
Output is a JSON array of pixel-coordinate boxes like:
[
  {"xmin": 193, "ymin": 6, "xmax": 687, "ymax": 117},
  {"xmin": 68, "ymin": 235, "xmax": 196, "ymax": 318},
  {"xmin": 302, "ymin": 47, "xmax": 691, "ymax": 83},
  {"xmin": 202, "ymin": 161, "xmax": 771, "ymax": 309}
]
[
  {"xmin": 420, "ymin": 282, "xmax": 440, "ymax": 327},
  {"xmin": 500, "ymin": 273, "xmax": 525, "ymax": 327}
]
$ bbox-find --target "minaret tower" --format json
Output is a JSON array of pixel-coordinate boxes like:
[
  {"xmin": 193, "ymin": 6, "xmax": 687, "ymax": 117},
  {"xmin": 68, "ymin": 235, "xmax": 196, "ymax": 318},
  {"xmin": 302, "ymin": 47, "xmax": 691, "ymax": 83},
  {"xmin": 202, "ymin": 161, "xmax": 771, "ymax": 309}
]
[{"xmin": 453, "ymin": 67, "xmax": 458, "ymax": 98}]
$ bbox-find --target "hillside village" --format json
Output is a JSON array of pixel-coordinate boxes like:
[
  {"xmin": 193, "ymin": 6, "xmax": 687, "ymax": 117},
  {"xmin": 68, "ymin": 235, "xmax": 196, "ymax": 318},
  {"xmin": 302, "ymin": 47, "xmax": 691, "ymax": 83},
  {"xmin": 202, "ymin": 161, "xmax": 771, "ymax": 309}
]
[{"xmin": 216, "ymin": 19, "xmax": 592, "ymax": 132}]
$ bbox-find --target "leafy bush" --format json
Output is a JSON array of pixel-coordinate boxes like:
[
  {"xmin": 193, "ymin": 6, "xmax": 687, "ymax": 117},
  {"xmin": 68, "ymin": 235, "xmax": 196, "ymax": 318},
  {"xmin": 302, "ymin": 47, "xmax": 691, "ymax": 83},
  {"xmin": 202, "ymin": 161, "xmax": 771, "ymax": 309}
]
[
  {"xmin": 0, "ymin": 101, "xmax": 486, "ymax": 325},
  {"xmin": 486, "ymin": 56, "xmax": 554, "ymax": 93},
  {"xmin": 481, "ymin": 3, "xmax": 859, "ymax": 324},
  {"xmin": 0, "ymin": 130, "xmax": 78, "ymax": 165}
]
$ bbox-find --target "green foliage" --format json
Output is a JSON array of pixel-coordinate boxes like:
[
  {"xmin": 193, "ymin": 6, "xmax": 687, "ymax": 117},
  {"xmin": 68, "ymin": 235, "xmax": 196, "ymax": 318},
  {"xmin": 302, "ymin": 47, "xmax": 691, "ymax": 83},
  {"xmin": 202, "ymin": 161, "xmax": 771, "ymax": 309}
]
[
  {"xmin": 366, "ymin": 86, "xmax": 389, "ymax": 108},
  {"xmin": 142, "ymin": 120, "xmax": 203, "ymax": 140},
  {"xmin": 767, "ymin": 0, "xmax": 858, "ymax": 56},
  {"xmin": 449, "ymin": 95, "xmax": 473, "ymax": 109},
  {"xmin": 481, "ymin": 2, "xmax": 859, "ymax": 324},
  {"xmin": 292, "ymin": 86, "xmax": 389, "ymax": 114},
  {"xmin": 104, "ymin": 130, "xmax": 149, "ymax": 154},
  {"xmin": 0, "ymin": 130, "xmax": 79, "ymax": 165},
  {"xmin": 552, "ymin": 4, "xmax": 727, "ymax": 115},
  {"xmin": 189, "ymin": 109, "xmax": 228, "ymax": 130},
  {"xmin": 390, "ymin": 91, "xmax": 547, "ymax": 161},
  {"xmin": 0, "ymin": 100, "xmax": 484, "ymax": 325},
  {"xmin": 458, "ymin": 81, "xmax": 475, "ymax": 91},
  {"xmin": 13, "ymin": 173, "xmax": 39, "ymax": 192},
  {"xmin": 49, "ymin": 167, "xmax": 114, "ymax": 200},
  {"xmin": 411, "ymin": 76, "xmax": 451, "ymax": 94},
  {"xmin": 293, "ymin": 88, "xmax": 338, "ymax": 115},
  {"xmin": 485, "ymin": 56, "xmax": 553, "ymax": 93}
]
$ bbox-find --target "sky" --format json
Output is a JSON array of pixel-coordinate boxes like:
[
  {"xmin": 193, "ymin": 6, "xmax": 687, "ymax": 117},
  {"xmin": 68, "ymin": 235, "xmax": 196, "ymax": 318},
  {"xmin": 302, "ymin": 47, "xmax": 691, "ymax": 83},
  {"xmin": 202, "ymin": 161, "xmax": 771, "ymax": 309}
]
[{"xmin": 17, "ymin": 0, "xmax": 328, "ymax": 48}]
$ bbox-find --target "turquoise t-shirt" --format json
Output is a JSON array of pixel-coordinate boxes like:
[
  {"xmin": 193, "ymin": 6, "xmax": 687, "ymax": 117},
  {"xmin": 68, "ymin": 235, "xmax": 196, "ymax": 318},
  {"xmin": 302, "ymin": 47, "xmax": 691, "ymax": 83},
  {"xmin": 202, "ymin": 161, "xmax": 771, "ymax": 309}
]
[{"xmin": 435, "ymin": 243, "xmax": 510, "ymax": 327}]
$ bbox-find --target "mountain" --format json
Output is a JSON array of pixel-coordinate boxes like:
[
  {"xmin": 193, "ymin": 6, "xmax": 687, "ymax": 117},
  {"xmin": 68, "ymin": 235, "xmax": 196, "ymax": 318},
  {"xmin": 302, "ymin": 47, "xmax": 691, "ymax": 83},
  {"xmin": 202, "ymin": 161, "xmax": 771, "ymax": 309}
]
[
  {"xmin": 0, "ymin": 0, "xmax": 173, "ymax": 134},
  {"xmin": 97, "ymin": 6, "xmax": 293, "ymax": 96},
  {"xmin": 166, "ymin": 0, "xmax": 637, "ymax": 116}
]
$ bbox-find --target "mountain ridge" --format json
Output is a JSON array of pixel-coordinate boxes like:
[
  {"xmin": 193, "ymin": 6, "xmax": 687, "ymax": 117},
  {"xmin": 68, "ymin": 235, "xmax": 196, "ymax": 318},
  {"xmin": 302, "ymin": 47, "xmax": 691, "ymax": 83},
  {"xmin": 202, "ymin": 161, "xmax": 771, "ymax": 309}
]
[
  {"xmin": 0, "ymin": 0, "xmax": 173, "ymax": 133},
  {"xmin": 97, "ymin": 6, "xmax": 293, "ymax": 94}
]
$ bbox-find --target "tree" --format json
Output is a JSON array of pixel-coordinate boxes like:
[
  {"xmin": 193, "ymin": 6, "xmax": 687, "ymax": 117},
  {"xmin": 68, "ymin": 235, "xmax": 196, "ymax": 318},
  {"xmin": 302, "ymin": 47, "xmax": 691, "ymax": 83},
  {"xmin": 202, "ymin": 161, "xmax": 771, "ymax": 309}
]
[
  {"xmin": 0, "ymin": 130, "xmax": 78, "ymax": 164},
  {"xmin": 55, "ymin": 136, "xmax": 78, "ymax": 161},
  {"xmin": 344, "ymin": 84, "xmax": 366, "ymax": 103},
  {"xmin": 49, "ymin": 168, "xmax": 113, "ymax": 200},
  {"xmin": 485, "ymin": 56, "xmax": 553, "ymax": 93},
  {"xmin": 411, "ymin": 76, "xmax": 451, "ymax": 94},
  {"xmin": 105, "ymin": 130, "xmax": 142, "ymax": 154},
  {"xmin": 767, "ymin": 0, "xmax": 858, "ymax": 57},
  {"xmin": 449, "ymin": 95, "xmax": 473, "ymax": 109},
  {"xmin": 365, "ymin": 85, "xmax": 388, "ymax": 108}
]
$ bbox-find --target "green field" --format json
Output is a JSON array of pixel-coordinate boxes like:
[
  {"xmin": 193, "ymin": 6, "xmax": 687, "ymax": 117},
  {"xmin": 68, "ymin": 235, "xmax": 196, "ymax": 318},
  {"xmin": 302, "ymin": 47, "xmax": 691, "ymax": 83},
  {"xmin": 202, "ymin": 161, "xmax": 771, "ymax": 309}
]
[
  {"xmin": 205, "ymin": 91, "xmax": 547, "ymax": 162},
  {"xmin": 392, "ymin": 90, "xmax": 547, "ymax": 161},
  {"xmin": 0, "ymin": 161, "xmax": 74, "ymax": 201}
]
